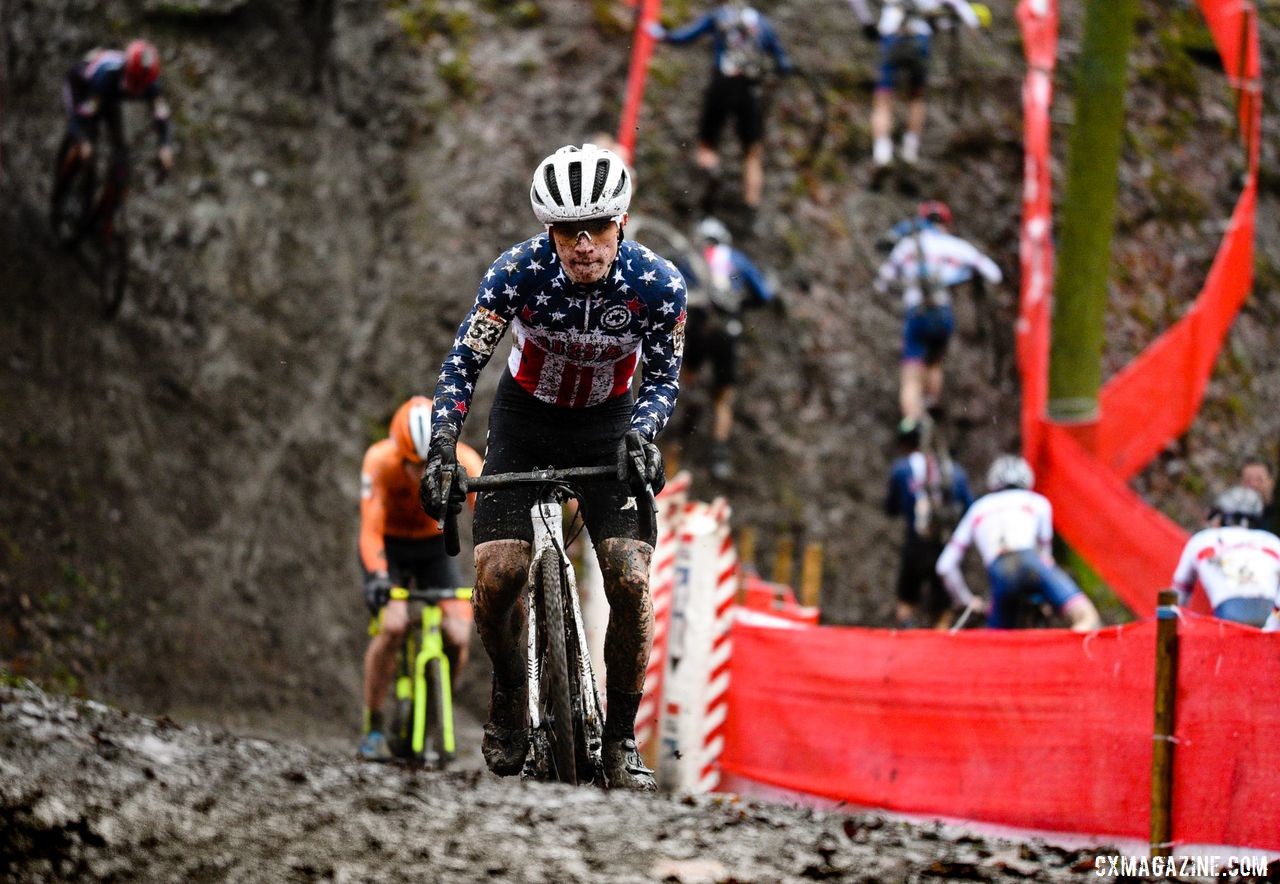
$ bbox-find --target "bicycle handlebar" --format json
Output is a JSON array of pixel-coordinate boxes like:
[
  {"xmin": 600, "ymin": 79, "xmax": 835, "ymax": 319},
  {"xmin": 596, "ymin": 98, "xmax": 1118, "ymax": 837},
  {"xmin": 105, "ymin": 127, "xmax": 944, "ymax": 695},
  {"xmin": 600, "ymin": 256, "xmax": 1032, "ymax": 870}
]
[
  {"xmin": 441, "ymin": 459, "xmax": 658, "ymax": 557},
  {"xmin": 459, "ymin": 465, "xmax": 618, "ymax": 492},
  {"xmin": 390, "ymin": 587, "xmax": 473, "ymax": 604}
]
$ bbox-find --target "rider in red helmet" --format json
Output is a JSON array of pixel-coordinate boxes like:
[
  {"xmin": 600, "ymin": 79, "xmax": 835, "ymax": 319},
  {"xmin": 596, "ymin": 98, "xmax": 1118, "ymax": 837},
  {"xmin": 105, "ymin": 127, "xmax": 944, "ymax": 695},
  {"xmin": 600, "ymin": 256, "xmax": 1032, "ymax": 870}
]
[{"xmin": 51, "ymin": 39, "xmax": 173, "ymax": 233}]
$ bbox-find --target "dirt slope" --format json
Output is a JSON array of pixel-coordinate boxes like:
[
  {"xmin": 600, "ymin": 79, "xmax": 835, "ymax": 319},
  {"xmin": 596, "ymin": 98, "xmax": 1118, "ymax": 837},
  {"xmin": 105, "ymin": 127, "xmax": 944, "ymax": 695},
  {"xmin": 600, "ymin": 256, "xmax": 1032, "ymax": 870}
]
[{"xmin": 0, "ymin": 685, "xmax": 1126, "ymax": 883}]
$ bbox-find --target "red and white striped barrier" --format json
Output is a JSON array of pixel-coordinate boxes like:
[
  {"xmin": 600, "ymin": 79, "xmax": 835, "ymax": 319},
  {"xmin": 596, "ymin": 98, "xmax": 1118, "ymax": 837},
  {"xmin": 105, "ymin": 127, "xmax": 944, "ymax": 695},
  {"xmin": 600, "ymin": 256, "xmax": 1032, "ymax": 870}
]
[{"xmin": 655, "ymin": 497, "xmax": 737, "ymax": 792}]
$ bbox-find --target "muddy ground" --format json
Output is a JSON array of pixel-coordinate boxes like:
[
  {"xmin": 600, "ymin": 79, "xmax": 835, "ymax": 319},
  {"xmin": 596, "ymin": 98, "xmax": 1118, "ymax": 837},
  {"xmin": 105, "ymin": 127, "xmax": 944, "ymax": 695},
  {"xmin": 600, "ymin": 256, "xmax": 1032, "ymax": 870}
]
[{"xmin": 0, "ymin": 684, "xmax": 1207, "ymax": 884}]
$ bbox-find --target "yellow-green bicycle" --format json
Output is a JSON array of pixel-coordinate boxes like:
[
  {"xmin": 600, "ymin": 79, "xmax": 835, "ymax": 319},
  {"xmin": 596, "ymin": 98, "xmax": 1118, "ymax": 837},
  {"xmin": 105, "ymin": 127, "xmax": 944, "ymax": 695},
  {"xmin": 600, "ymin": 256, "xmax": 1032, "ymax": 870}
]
[{"xmin": 385, "ymin": 585, "xmax": 472, "ymax": 768}]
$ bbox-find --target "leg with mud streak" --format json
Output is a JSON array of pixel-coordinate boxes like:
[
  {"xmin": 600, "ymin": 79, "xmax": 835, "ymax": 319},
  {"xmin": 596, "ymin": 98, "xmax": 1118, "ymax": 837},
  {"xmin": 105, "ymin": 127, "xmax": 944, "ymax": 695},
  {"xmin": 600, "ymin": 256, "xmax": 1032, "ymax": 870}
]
[
  {"xmin": 596, "ymin": 537, "xmax": 657, "ymax": 791},
  {"xmin": 473, "ymin": 539, "xmax": 532, "ymax": 776}
]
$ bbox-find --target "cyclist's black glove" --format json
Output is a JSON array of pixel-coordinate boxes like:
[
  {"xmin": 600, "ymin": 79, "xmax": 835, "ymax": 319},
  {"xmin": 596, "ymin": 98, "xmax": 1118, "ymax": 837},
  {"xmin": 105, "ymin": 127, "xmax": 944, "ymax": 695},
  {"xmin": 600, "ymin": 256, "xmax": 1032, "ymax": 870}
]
[
  {"xmin": 364, "ymin": 572, "xmax": 394, "ymax": 614},
  {"xmin": 421, "ymin": 427, "xmax": 460, "ymax": 519},
  {"xmin": 862, "ymin": 23, "xmax": 880, "ymax": 41},
  {"xmin": 620, "ymin": 430, "xmax": 666, "ymax": 496}
]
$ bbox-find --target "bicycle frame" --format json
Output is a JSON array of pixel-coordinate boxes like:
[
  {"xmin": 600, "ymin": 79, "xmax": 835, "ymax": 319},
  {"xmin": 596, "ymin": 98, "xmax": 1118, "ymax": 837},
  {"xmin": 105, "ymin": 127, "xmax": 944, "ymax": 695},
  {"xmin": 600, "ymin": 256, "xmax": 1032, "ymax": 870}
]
[{"xmin": 390, "ymin": 586, "xmax": 471, "ymax": 762}]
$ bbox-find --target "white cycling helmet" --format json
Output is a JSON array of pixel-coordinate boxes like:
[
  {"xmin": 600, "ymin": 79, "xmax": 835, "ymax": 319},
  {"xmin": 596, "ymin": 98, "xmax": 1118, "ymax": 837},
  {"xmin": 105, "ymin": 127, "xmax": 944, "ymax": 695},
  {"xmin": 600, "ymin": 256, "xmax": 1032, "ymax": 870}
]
[
  {"xmin": 530, "ymin": 143, "xmax": 632, "ymax": 225},
  {"xmin": 697, "ymin": 216, "xmax": 732, "ymax": 245},
  {"xmin": 1212, "ymin": 486, "xmax": 1264, "ymax": 527},
  {"xmin": 987, "ymin": 455, "xmax": 1034, "ymax": 492}
]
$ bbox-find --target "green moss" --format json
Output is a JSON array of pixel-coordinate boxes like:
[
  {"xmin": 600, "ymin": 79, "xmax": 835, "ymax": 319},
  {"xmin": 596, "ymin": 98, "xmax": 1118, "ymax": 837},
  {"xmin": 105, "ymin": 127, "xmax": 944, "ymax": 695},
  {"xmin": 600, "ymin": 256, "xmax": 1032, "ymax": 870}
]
[
  {"xmin": 437, "ymin": 50, "xmax": 476, "ymax": 98},
  {"xmin": 1061, "ymin": 547, "xmax": 1134, "ymax": 624}
]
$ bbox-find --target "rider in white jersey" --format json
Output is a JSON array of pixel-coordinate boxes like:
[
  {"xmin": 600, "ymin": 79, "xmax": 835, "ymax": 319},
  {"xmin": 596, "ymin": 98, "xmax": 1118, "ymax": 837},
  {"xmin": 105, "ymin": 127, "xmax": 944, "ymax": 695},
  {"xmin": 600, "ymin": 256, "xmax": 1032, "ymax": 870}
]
[
  {"xmin": 936, "ymin": 455, "xmax": 1101, "ymax": 630},
  {"xmin": 876, "ymin": 201, "xmax": 1002, "ymax": 422},
  {"xmin": 1171, "ymin": 486, "xmax": 1280, "ymax": 627}
]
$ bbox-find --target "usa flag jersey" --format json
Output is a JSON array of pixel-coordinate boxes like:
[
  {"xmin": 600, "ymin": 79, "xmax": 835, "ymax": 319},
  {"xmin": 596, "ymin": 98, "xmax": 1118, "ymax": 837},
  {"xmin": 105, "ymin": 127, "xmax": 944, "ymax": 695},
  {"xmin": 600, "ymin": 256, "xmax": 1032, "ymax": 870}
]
[{"xmin": 432, "ymin": 233, "xmax": 687, "ymax": 442}]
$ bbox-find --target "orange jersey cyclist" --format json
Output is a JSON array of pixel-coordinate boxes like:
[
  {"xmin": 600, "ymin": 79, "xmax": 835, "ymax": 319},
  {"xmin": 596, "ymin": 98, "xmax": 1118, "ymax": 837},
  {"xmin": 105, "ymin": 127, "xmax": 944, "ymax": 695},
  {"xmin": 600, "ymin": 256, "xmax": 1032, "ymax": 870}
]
[
  {"xmin": 358, "ymin": 396, "xmax": 483, "ymax": 761},
  {"xmin": 422, "ymin": 143, "xmax": 687, "ymax": 790}
]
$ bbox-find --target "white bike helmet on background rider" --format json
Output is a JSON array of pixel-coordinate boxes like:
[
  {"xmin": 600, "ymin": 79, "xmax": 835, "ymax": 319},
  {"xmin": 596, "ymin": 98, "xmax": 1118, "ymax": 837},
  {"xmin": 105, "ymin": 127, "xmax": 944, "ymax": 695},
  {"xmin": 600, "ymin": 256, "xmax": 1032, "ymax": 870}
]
[
  {"xmin": 1211, "ymin": 486, "xmax": 1265, "ymax": 528},
  {"xmin": 529, "ymin": 143, "xmax": 632, "ymax": 225},
  {"xmin": 697, "ymin": 216, "xmax": 732, "ymax": 246},
  {"xmin": 987, "ymin": 455, "xmax": 1034, "ymax": 492}
]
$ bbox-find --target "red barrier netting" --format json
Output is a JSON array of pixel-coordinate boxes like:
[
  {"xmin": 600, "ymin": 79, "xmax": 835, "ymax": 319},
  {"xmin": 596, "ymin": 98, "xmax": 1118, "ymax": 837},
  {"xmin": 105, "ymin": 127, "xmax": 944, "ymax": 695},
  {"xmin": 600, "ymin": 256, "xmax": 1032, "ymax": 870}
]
[
  {"xmin": 722, "ymin": 620, "xmax": 1156, "ymax": 837},
  {"xmin": 1172, "ymin": 613, "xmax": 1280, "ymax": 849},
  {"xmin": 721, "ymin": 617, "xmax": 1280, "ymax": 849},
  {"xmin": 1015, "ymin": 0, "xmax": 1261, "ymax": 617}
]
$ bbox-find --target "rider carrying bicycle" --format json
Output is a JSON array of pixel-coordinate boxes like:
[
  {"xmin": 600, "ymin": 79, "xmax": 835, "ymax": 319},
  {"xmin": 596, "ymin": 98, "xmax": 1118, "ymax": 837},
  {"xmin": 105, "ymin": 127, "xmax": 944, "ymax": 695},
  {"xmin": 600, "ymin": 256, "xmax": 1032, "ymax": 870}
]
[
  {"xmin": 358, "ymin": 396, "xmax": 484, "ymax": 761},
  {"xmin": 848, "ymin": 0, "xmax": 985, "ymax": 172},
  {"xmin": 679, "ymin": 216, "xmax": 777, "ymax": 480},
  {"xmin": 885, "ymin": 417, "xmax": 972, "ymax": 628},
  {"xmin": 875, "ymin": 200, "xmax": 1001, "ymax": 422},
  {"xmin": 935, "ymin": 455, "xmax": 1101, "ymax": 631},
  {"xmin": 421, "ymin": 143, "xmax": 686, "ymax": 790},
  {"xmin": 651, "ymin": 3, "xmax": 794, "ymax": 222},
  {"xmin": 51, "ymin": 40, "xmax": 173, "ymax": 233},
  {"xmin": 1170, "ymin": 486, "xmax": 1280, "ymax": 628}
]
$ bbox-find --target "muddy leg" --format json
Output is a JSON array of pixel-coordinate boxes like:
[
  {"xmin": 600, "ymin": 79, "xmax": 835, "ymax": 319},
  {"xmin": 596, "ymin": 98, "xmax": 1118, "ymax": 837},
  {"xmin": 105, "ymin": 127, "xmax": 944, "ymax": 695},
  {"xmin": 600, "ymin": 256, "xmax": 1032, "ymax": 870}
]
[
  {"xmin": 473, "ymin": 540, "xmax": 531, "ymax": 688},
  {"xmin": 597, "ymin": 538, "xmax": 654, "ymax": 739}
]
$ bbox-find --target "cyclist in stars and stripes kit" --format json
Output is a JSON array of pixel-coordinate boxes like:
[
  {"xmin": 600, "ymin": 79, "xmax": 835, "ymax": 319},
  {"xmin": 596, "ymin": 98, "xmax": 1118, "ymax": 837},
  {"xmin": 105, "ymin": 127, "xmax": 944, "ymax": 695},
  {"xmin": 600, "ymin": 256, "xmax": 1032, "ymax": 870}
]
[{"xmin": 421, "ymin": 143, "xmax": 687, "ymax": 790}]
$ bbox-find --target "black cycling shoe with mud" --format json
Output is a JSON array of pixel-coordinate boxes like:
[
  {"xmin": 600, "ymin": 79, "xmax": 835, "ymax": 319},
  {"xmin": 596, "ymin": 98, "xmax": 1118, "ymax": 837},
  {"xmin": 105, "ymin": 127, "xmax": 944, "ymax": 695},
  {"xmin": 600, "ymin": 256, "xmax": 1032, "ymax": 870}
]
[
  {"xmin": 482, "ymin": 679, "xmax": 529, "ymax": 777},
  {"xmin": 601, "ymin": 738, "xmax": 657, "ymax": 792}
]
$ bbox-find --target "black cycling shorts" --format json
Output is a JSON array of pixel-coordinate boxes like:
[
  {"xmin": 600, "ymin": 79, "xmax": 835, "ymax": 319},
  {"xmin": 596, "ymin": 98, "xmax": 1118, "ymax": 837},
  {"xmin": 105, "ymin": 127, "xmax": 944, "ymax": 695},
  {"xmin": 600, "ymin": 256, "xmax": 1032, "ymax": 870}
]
[
  {"xmin": 358, "ymin": 535, "xmax": 463, "ymax": 614},
  {"xmin": 473, "ymin": 372, "xmax": 653, "ymax": 547},
  {"xmin": 895, "ymin": 533, "xmax": 948, "ymax": 618},
  {"xmin": 682, "ymin": 306, "xmax": 738, "ymax": 389},
  {"xmin": 698, "ymin": 74, "xmax": 765, "ymax": 149}
]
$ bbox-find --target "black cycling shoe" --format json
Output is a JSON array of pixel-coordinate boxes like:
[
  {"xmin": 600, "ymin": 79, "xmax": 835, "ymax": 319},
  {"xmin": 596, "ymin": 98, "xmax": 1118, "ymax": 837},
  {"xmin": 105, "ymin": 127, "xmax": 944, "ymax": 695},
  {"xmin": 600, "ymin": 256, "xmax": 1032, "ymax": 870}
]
[
  {"xmin": 482, "ymin": 680, "xmax": 528, "ymax": 777},
  {"xmin": 601, "ymin": 737, "xmax": 657, "ymax": 792}
]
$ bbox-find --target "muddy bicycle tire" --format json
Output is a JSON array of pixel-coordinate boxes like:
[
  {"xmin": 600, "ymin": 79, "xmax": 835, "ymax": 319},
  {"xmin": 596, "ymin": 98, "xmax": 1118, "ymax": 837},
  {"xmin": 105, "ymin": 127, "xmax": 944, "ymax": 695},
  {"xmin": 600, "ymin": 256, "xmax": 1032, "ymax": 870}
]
[
  {"xmin": 423, "ymin": 656, "xmax": 449, "ymax": 769},
  {"xmin": 535, "ymin": 552, "xmax": 577, "ymax": 784},
  {"xmin": 99, "ymin": 229, "xmax": 128, "ymax": 319}
]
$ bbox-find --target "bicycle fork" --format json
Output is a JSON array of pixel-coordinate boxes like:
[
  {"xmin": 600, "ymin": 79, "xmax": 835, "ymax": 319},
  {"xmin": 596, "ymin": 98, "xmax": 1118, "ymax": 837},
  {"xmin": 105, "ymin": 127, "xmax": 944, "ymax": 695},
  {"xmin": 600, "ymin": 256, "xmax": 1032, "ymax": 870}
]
[{"xmin": 411, "ymin": 605, "xmax": 454, "ymax": 757}]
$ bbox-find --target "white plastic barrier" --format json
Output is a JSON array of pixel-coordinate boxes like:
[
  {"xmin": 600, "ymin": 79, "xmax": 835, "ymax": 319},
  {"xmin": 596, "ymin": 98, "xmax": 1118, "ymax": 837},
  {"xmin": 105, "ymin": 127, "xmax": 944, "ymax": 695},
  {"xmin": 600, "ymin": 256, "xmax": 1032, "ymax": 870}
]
[
  {"xmin": 636, "ymin": 471, "xmax": 691, "ymax": 757},
  {"xmin": 656, "ymin": 497, "xmax": 736, "ymax": 793}
]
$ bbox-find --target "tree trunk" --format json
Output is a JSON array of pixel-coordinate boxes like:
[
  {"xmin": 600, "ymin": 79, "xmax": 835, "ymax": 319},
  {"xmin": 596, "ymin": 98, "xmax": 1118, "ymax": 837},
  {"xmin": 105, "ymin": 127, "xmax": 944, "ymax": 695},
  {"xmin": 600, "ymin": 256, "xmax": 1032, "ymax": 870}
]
[{"xmin": 1047, "ymin": 0, "xmax": 1138, "ymax": 424}]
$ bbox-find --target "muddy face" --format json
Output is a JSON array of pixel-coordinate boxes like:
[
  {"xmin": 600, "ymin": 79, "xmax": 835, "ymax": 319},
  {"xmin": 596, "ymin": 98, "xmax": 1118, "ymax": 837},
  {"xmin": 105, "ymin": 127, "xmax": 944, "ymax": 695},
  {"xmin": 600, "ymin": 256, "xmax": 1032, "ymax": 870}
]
[{"xmin": 550, "ymin": 220, "xmax": 622, "ymax": 285}]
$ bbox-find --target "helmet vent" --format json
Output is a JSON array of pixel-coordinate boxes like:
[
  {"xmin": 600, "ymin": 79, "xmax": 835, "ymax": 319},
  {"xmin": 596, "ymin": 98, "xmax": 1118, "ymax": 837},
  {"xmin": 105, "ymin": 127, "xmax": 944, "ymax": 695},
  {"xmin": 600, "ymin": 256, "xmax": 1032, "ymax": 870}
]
[
  {"xmin": 590, "ymin": 159, "xmax": 610, "ymax": 202},
  {"xmin": 543, "ymin": 165, "xmax": 564, "ymax": 206},
  {"xmin": 612, "ymin": 169, "xmax": 629, "ymax": 199},
  {"xmin": 567, "ymin": 160, "xmax": 582, "ymax": 206}
]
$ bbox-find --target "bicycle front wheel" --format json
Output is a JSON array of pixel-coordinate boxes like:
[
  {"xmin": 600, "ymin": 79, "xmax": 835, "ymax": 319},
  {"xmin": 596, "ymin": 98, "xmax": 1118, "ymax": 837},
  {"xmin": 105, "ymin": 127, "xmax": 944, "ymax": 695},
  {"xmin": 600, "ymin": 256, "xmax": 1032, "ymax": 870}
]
[
  {"xmin": 100, "ymin": 229, "xmax": 128, "ymax": 319},
  {"xmin": 423, "ymin": 656, "xmax": 452, "ymax": 769},
  {"xmin": 535, "ymin": 552, "xmax": 577, "ymax": 784}
]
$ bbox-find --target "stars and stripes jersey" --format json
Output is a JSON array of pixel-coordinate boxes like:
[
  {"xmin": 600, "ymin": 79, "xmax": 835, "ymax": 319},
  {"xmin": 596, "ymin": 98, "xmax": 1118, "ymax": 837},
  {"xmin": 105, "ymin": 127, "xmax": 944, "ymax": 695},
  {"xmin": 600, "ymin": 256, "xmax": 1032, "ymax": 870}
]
[
  {"xmin": 1171, "ymin": 526, "xmax": 1280, "ymax": 610},
  {"xmin": 432, "ymin": 234, "xmax": 687, "ymax": 442}
]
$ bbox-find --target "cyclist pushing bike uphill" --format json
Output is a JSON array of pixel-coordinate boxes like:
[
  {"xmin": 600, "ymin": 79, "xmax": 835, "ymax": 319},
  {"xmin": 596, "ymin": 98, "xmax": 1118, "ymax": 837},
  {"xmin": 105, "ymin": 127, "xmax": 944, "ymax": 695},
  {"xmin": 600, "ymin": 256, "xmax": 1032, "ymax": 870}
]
[{"xmin": 421, "ymin": 143, "xmax": 686, "ymax": 791}]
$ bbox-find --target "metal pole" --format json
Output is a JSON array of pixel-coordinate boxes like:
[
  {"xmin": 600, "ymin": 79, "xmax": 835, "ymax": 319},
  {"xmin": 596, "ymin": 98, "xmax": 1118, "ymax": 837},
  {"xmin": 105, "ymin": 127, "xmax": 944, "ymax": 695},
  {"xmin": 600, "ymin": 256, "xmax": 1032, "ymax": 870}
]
[{"xmin": 1150, "ymin": 589, "xmax": 1180, "ymax": 858}]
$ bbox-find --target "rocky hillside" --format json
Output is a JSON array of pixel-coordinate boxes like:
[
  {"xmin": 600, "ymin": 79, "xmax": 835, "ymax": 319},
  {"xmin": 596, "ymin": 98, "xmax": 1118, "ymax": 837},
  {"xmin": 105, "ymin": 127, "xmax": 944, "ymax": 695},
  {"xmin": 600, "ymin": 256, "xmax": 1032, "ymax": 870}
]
[{"xmin": 1, "ymin": 0, "xmax": 1277, "ymax": 731}]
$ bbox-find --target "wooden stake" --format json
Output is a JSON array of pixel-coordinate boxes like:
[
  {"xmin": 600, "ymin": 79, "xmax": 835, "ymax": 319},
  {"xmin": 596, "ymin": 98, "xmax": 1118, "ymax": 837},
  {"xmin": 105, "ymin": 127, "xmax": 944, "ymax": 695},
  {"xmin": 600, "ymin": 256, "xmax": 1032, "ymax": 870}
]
[
  {"xmin": 800, "ymin": 543, "xmax": 823, "ymax": 609},
  {"xmin": 735, "ymin": 526, "xmax": 757, "ymax": 605},
  {"xmin": 1150, "ymin": 589, "xmax": 1180, "ymax": 858},
  {"xmin": 771, "ymin": 535, "xmax": 794, "ymax": 591}
]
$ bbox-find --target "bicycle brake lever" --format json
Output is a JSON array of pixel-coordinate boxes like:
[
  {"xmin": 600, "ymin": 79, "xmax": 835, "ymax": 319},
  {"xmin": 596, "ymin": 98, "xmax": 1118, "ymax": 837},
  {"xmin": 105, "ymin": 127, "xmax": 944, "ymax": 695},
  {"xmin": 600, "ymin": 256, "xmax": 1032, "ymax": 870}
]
[{"xmin": 440, "ymin": 465, "xmax": 461, "ymax": 557}]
